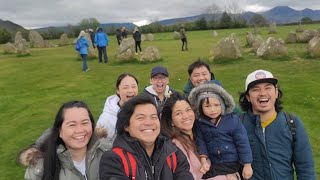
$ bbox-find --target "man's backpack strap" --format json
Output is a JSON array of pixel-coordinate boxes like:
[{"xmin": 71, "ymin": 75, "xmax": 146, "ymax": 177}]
[
  {"xmin": 113, "ymin": 147, "xmax": 177, "ymax": 179},
  {"xmin": 284, "ymin": 112, "xmax": 297, "ymax": 143},
  {"xmin": 166, "ymin": 152, "xmax": 177, "ymax": 173},
  {"xmin": 113, "ymin": 148, "xmax": 137, "ymax": 180}
]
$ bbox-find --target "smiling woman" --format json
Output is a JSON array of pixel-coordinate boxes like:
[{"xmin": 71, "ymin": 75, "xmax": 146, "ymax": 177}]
[{"xmin": 18, "ymin": 100, "xmax": 112, "ymax": 180}]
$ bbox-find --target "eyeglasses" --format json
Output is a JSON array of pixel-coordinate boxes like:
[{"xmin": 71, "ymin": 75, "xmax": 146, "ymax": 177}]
[{"xmin": 153, "ymin": 76, "xmax": 167, "ymax": 81}]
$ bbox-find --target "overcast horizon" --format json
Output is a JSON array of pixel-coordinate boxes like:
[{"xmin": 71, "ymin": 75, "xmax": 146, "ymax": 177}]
[{"xmin": 0, "ymin": 0, "xmax": 319, "ymax": 29}]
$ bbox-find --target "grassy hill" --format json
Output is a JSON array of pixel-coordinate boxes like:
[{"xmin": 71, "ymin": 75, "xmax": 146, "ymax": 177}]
[{"xmin": 0, "ymin": 24, "xmax": 319, "ymax": 179}]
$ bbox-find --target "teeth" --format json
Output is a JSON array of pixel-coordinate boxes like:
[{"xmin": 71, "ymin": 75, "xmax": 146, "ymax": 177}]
[
  {"xmin": 142, "ymin": 129, "xmax": 153, "ymax": 132},
  {"xmin": 74, "ymin": 136, "xmax": 85, "ymax": 140}
]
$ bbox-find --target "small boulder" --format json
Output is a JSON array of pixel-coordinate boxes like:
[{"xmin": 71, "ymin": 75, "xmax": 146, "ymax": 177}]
[{"xmin": 139, "ymin": 46, "xmax": 161, "ymax": 62}]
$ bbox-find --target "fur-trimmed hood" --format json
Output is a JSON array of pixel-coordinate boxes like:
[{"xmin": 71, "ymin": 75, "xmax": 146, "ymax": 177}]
[{"xmin": 188, "ymin": 83, "xmax": 235, "ymax": 116}]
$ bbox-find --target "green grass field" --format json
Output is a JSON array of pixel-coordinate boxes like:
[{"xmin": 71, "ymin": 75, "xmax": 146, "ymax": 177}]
[{"xmin": 1, "ymin": 24, "xmax": 319, "ymax": 179}]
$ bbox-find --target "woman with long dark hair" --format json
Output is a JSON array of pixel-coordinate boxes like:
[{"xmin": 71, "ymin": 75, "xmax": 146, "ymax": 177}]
[{"xmin": 19, "ymin": 100, "xmax": 112, "ymax": 180}]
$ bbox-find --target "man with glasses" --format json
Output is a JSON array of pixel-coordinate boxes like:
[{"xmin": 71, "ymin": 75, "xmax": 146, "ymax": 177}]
[{"xmin": 141, "ymin": 66, "xmax": 176, "ymax": 113}]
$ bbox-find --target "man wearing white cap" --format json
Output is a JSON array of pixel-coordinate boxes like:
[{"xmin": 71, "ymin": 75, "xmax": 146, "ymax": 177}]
[{"xmin": 239, "ymin": 69, "xmax": 315, "ymax": 180}]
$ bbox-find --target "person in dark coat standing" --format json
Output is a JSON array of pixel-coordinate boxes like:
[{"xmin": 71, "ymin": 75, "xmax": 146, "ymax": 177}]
[
  {"xmin": 99, "ymin": 95, "xmax": 194, "ymax": 180},
  {"xmin": 116, "ymin": 29, "xmax": 122, "ymax": 46},
  {"xmin": 133, "ymin": 27, "xmax": 142, "ymax": 55}
]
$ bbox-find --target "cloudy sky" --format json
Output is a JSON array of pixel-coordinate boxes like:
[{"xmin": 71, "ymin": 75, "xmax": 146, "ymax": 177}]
[{"xmin": 0, "ymin": 0, "xmax": 319, "ymax": 29}]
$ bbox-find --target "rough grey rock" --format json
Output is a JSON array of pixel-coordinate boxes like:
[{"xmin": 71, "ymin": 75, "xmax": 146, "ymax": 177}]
[
  {"xmin": 257, "ymin": 37, "xmax": 287, "ymax": 59},
  {"xmin": 139, "ymin": 46, "xmax": 161, "ymax": 62}
]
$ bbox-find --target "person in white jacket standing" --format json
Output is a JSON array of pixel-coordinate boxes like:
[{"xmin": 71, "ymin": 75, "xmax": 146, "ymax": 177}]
[{"xmin": 96, "ymin": 73, "xmax": 138, "ymax": 140}]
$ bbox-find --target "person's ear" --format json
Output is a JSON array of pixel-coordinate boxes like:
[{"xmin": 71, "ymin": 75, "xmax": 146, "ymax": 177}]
[
  {"xmin": 275, "ymin": 86, "xmax": 279, "ymax": 98},
  {"xmin": 150, "ymin": 78, "xmax": 152, "ymax": 84},
  {"xmin": 246, "ymin": 94, "xmax": 250, "ymax": 102}
]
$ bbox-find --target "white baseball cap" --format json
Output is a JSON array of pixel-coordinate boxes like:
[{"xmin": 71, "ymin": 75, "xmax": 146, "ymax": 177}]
[{"xmin": 245, "ymin": 70, "xmax": 278, "ymax": 91}]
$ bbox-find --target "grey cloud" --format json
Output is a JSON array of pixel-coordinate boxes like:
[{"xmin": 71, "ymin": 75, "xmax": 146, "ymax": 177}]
[{"xmin": 0, "ymin": 0, "xmax": 319, "ymax": 28}]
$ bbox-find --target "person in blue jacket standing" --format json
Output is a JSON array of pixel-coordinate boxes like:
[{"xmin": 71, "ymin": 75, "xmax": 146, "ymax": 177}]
[
  {"xmin": 94, "ymin": 27, "xmax": 109, "ymax": 63},
  {"xmin": 77, "ymin": 30, "xmax": 89, "ymax": 72},
  {"xmin": 239, "ymin": 69, "xmax": 316, "ymax": 180}
]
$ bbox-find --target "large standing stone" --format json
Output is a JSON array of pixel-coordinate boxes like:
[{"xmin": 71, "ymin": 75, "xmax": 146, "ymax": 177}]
[
  {"xmin": 257, "ymin": 37, "xmax": 287, "ymax": 59},
  {"xmin": 286, "ymin": 32, "xmax": 297, "ymax": 43},
  {"xmin": 29, "ymin": 30, "xmax": 45, "ymax": 48},
  {"xmin": 16, "ymin": 41, "xmax": 30, "ymax": 56},
  {"xmin": 141, "ymin": 34, "xmax": 146, "ymax": 41},
  {"xmin": 173, "ymin": 31, "xmax": 180, "ymax": 40},
  {"xmin": 116, "ymin": 38, "xmax": 135, "ymax": 61},
  {"xmin": 308, "ymin": 36, "xmax": 320, "ymax": 58},
  {"xmin": 296, "ymin": 25, "xmax": 304, "ymax": 33},
  {"xmin": 60, "ymin": 33, "xmax": 69, "ymax": 46},
  {"xmin": 297, "ymin": 30, "xmax": 319, "ymax": 43},
  {"xmin": 212, "ymin": 30, "xmax": 218, "ymax": 37},
  {"xmin": 146, "ymin": 33, "xmax": 154, "ymax": 41},
  {"xmin": 246, "ymin": 32, "xmax": 255, "ymax": 47},
  {"xmin": 253, "ymin": 27, "xmax": 261, "ymax": 35},
  {"xmin": 139, "ymin": 46, "xmax": 161, "ymax": 62},
  {"xmin": 4, "ymin": 42, "xmax": 17, "ymax": 54},
  {"xmin": 15, "ymin": 31, "xmax": 27, "ymax": 47},
  {"xmin": 209, "ymin": 33, "xmax": 241, "ymax": 61},
  {"xmin": 251, "ymin": 35, "xmax": 264, "ymax": 53},
  {"xmin": 268, "ymin": 22, "xmax": 277, "ymax": 34}
]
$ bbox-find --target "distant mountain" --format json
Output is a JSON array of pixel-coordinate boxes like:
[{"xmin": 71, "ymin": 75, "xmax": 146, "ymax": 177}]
[
  {"xmin": 157, "ymin": 6, "xmax": 320, "ymax": 25},
  {"xmin": 261, "ymin": 6, "xmax": 320, "ymax": 23},
  {"xmin": 0, "ymin": 19, "xmax": 26, "ymax": 33}
]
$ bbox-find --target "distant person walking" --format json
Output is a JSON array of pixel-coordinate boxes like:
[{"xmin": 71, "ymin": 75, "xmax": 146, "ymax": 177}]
[
  {"xmin": 77, "ymin": 30, "xmax": 90, "ymax": 72},
  {"xmin": 116, "ymin": 29, "xmax": 122, "ymax": 45},
  {"xmin": 94, "ymin": 27, "xmax": 109, "ymax": 63},
  {"xmin": 180, "ymin": 25, "xmax": 188, "ymax": 51},
  {"xmin": 133, "ymin": 27, "xmax": 142, "ymax": 55}
]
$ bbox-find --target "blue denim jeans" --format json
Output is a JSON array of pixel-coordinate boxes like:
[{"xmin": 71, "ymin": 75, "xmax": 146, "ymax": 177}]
[{"xmin": 81, "ymin": 54, "xmax": 88, "ymax": 71}]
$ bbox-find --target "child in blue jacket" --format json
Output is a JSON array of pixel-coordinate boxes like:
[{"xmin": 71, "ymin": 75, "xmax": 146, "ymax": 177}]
[{"xmin": 188, "ymin": 82, "xmax": 253, "ymax": 179}]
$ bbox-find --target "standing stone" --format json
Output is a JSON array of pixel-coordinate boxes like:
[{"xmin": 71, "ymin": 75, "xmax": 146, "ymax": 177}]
[
  {"xmin": 296, "ymin": 25, "xmax": 304, "ymax": 33},
  {"xmin": 116, "ymin": 38, "xmax": 135, "ymax": 61},
  {"xmin": 308, "ymin": 36, "xmax": 320, "ymax": 58},
  {"xmin": 60, "ymin": 33, "xmax": 69, "ymax": 46},
  {"xmin": 286, "ymin": 32, "xmax": 297, "ymax": 43},
  {"xmin": 15, "ymin": 31, "xmax": 27, "ymax": 47},
  {"xmin": 268, "ymin": 22, "xmax": 277, "ymax": 34},
  {"xmin": 4, "ymin": 42, "xmax": 17, "ymax": 54},
  {"xmin": 16, "ymin": 41, "xmax": 30, "ymax": 56},
  {"xmin": 252, "ymin": 35, "xmax": 264, "ymax": 53},
  {"xmin": 253, "ymin": 27, "xmax": 261, "ymax": 34},
  {"xmin": 29, "ymin": 30, "xmax": 45, "ymax": 48},
  {"xmin": 297, "ymin": 30, "xmax": 319, "ymax": 43},
  {"xmin": 212, "ymin": 30, "xmax": 218, "ymax": 37},
  {"xmin": 209, "ymin": 33, "xmax": 241, "ymax": 61},
  {"xmin": 246, "ymin": 32, "xmax": 255, "ymax": 47},
  {"xmin": 173, "ymin": 31, "xmax": 180, "ymax": 40},
  {"xmin": 141, "ymin": 34, "xmax": 146, "ymax": 41},
  {"xmin": 257, "ymin": 37, "xmax": 287, "ymax": 59},
  {"xmin": 146, "ymin": 33, "xmax": 154, "ymax": 41},
  {"xmin": 139, "ymin": 46, "xmax": 161, "ymax": 62}
]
